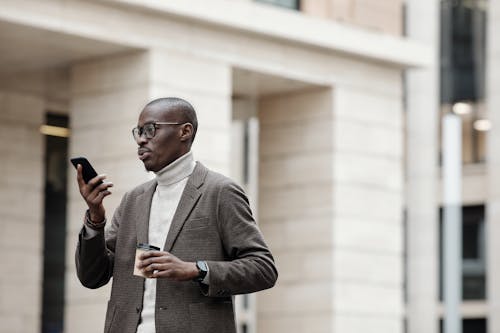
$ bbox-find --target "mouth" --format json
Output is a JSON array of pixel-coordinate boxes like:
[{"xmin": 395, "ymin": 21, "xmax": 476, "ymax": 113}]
[{"xmin": 138, "ymin": 148, "xmax": 152, "ymax": 161}]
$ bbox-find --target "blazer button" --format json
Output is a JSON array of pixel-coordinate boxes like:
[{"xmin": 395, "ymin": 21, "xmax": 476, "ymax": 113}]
[
  {"xmin": 136, "ymin": 307, "xmax": 141, "ymax": 313},
  {"xmin": 159, "ymin": 306, "xmax": 167, "ymax": 310}
]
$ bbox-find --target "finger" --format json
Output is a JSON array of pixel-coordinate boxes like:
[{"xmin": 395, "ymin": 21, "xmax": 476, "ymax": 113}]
[
  {"xmin": 89, "ymin": 181, "xmax": 113, "ymax": 197},
  {"xmin": 137, "ymin": 257, "xmax": 156, "ymax": 269},
  {"xmin": 138, "ymin": 256, "xmax": 169, "ymax": 268},
  {"xmin": 76, "ymin": 165, "xmax": 85, "ymax": 187},
  {"xmin": 89, "ymin": 183, "xmax": 113, "ymax": 200},
  {"xmin": 139, "ymin": 251, "xmax": 169, "ymax": 260},
  {"xmin": 101, "ymin": 190, "xmax": 112, "ymax": 198},
  {"xmin": 140, "ymin": 268, "xmax": 155, "ymax": 279},
  {"xmin": 89, "ymin": 190, "xmax": 112, "ymax": 204},
  {"xmin": 144, "ymin": 262, "xmax": 168, "ymax": 272},
  {"xmin": 138, "ymin": 255, "xmax": 175, "ymax": 270},
  {"xmin": 152, "ymin": 269, "xmax": 173, "ymax": 279},
  {"xmin": 96, "ymin": 182, "xmax": 114, "ymax": 192},
  {"xmin": 88, "ymin": 174, "xmax": 108, "ymax": 188},
  {"xmin": 96, "ymin": 190, "xmax": 112, "ymax": 200}
]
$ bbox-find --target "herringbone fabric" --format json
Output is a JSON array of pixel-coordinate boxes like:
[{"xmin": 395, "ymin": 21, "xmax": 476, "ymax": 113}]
[{"xmin": 75, "ymin": 162, "xmax": 278, "ymax": 333}]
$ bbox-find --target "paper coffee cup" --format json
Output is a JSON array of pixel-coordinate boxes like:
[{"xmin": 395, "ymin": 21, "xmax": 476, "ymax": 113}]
[{"xmin": 134, "ymin": 243, "xmax": 160, "ymax": 278}]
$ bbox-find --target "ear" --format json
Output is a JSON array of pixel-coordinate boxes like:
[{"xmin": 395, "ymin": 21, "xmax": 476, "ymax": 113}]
[{"xmin": 179, "ymin": 123, "xmax": 194, "ymax": 143}]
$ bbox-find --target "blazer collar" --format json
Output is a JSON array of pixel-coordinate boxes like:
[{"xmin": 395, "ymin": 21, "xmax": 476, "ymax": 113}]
[
  {"xmin": 135, "ymin": 162, "xmax": 209, "ymax": 249},
  {"xmin": 163, "ymin": 161, "xmax": 208, "ymax": 251},
  {"xmin": 134, "ymin": 179, "xmax": 157, "ymax": 245}
]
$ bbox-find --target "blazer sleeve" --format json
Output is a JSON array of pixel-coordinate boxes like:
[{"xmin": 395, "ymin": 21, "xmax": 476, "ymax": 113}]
[
  {"xmin": 203, "ymin": 180, "xmax": 278, "ymax": 297},
  {"xmin": 75, "ymin": 193, "xmax": 126, "ymax": 289}
]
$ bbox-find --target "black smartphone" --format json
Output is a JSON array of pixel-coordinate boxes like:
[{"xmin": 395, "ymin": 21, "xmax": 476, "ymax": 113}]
[{"xmin": 70, "ymin": 157, "xmax": 102, "ymax": 184}]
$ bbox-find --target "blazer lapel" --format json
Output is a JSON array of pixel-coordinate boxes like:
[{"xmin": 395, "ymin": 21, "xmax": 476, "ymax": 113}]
[
  {"xmin": 163, "ymin": 162, "xmax": 207, "ymax": 252},
  {"xmin": 134, "ymin": 180, "xmax": 157, "ymax": 245}
]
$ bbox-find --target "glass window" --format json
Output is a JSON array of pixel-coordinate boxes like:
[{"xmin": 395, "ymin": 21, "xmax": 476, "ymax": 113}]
[
  {"xmin": 440, "ymin": 0, "xmax": 487, "ymax": 104},
  {"xmin": 439, "ymin": 0, "xmax": 488, "ymax": 164},
  {"xmin": 439, "ymin": 318, "xmax": 486, "ymax": 333},
  {"xmin": 254, "ymin": 0, "xmax": 300, "ymax": 10},
  {"xmin": 463, "ymin": 318, "xmax": 487, "ymax": 333},
  {"xmin": 462, "ymin": 205, "xmax": 486, "ymax": 300},
  {"xmin": 439, "ymin": 205, "xmax": 486, "ymax": 301}
]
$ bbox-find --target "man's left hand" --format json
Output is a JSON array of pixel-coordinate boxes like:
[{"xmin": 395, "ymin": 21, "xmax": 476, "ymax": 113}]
[{"xmin": 137, "ymin": 251, "xmax": 198, "ymax": 281}]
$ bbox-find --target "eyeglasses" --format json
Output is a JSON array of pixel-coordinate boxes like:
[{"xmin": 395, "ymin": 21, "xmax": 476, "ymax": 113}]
[{"xmin": 132, "ymin": 122, "xmax": 184, "ymax": 141}]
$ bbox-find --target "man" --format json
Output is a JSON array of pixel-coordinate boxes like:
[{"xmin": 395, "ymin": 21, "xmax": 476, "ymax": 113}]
[{"xmin": 74, "ymin": 97, "xmax": 278, "ymax": 333}]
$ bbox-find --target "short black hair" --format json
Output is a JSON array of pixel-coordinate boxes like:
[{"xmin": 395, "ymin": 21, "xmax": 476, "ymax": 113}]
[{"xmin": 146, "ymin": 97, "xmax": 198, "ymax": 143}]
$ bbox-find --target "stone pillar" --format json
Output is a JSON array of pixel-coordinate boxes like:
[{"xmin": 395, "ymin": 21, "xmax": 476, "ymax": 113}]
[
  {"xmin": 405, "ymin": 1, "xmax": 440, "ymax": 333},
  {"xmin": 66, "ymin": 51, "xmax": 151, "ymax": 333},
  {"xmin": 487, "ymin": 0, "xmax": 500, "ymax": 332},
  {"xmin": 65, "ymin": 49, "xmax": 231, "ymax": 333},
  {"xmin": 332, "ymin": 81, "xmax": 405, "ymax": 333},
  {"xmin": 257, "ymin": 74, "xmax": 404, "ymax": 333},
  {"xmin": 0, "ymin": 91, "xmax": 45, "ymax": 333},
  {"xmin": 257, "ymin": 88, "xmax": 335, "ymax": 333}
]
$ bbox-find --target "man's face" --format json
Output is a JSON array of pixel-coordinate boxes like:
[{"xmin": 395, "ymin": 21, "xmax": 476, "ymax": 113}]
[{"xmin": 135, "ymin": 105, "xmax": 184, "ymax": 172}]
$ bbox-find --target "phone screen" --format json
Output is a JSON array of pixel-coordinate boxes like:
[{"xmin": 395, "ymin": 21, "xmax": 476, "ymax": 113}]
[{"xmin": 70, "ymin": 157, "xmax": 102, "ymax": 184}]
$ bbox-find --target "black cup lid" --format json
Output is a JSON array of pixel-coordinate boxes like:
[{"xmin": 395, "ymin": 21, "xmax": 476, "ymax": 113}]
[{"xmin": 137, "ymin": 243, "xmax": 160, "ymax": 251}]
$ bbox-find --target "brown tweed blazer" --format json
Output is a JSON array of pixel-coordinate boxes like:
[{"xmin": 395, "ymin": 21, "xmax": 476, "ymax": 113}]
[{"xmin": 75, "ymin": 162, "xmax": 278, "ymax": 333}]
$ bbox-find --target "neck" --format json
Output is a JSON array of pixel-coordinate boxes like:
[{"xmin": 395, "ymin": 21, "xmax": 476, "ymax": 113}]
[{"xmin": 155, "ymin": 151, "xmax": 195, "ymax": 186}]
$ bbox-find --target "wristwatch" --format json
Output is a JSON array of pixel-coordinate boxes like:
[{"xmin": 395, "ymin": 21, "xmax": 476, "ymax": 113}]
[{"xmin": 193, "ymin": 260, "xmax": 208, "ymax": 282}]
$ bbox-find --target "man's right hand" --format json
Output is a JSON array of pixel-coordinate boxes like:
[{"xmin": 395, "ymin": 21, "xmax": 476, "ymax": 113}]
[{"xmin": 76, "ymin": 164, "xmax": 113, "ymax": 222}]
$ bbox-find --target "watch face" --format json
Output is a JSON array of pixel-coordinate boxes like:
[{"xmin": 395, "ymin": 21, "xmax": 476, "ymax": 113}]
[
  {"xmin": 197, "ymin": 260, "xmax": 207, "ymax": 272},
  {"xmin": 194, "ymin": 261, "xmax": 208, "ymax": 282}
]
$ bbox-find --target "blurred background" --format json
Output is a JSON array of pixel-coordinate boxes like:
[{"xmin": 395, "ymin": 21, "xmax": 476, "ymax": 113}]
[{"xmin": 0, "ymin": 0, "xmax": 497, "ymax": 332}]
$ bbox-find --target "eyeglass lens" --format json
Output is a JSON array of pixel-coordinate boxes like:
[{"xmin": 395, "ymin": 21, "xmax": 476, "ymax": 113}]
[{"xmin": 133, "ymin": 123, "xmax": 156, "ymax": 140}]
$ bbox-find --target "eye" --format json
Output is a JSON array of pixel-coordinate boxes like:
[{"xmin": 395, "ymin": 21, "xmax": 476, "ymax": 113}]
[{"xmin": 144, "ymin": 124, "xmax": 156, "ymax": 137}]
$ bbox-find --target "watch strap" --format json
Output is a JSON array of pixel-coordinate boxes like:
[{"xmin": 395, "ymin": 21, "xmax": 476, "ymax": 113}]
[{"xmin": 193, "ymin": 260, "xmax": 208, "ymax": 282}]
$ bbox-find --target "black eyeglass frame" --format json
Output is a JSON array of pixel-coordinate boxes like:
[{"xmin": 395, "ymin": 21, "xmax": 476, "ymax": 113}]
[{"xmin": 131, "ymin": 121, "xmax": 189, "ymax": 141}]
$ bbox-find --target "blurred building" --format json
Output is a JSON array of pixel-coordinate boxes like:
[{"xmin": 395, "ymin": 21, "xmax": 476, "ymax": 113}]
[{"xmin": 0, "ymin": 0, "xmax": 497, "ymax": 333}]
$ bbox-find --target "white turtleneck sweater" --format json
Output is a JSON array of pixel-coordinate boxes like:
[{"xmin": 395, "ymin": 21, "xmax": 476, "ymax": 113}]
[
  {"xmin": 136, "ymin": 151, "xmax": 196, "ymax": 333},
  {"xmin": 84, "ymin": 151, "xmax": 204, "ymax": 333}
]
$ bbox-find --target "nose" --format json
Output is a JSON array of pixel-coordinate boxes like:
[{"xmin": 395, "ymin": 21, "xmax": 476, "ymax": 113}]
[{"xmin": 136, "ymin": 133, "xmax": 149, "ymax": 145}]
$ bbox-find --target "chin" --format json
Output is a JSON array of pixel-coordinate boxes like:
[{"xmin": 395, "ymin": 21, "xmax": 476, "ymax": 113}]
[
  {"xmin": 142, "ymin": 160, "xmax": 154, "ymax": 172},
  {"xmin": 144, "ymin": 164, "xmax": 162, "ymax": 173}
]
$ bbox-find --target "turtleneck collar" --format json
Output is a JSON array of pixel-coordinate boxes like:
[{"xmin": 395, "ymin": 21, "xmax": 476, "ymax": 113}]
[{"xmin": 154, "ymin": 151, "xmax": 195, "ymax": 186}]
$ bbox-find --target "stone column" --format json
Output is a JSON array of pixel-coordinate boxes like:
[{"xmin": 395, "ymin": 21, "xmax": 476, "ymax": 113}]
[
  {"xmin": 487, "ymin": 0, "xmax": 500, "ymax": 332},
  {"xmin": 332, "ymin": 80, "xmax": 405, "ymax": 333},
  {"xmin": 257, "ymin": 69, "xmax": 405, "ymax": 332},
  {"xmin": 0, "ymin": 91, "xmax": 45, "ymax": 333},
  {"xmin": 405, "ymin": 1, "xmax": 440, "ymax": 333},
  {"xmin": 257, "ymin": 88, "xmax": 335, "ymax": 333},
  {"xmin": 65, "ymin": 49, "xmax": 231, "ymax": 333}
]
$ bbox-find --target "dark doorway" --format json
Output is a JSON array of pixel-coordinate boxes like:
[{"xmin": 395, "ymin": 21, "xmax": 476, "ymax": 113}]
[{"xmin": 41, "ymin": 113, "xmax": 69, "ymax": 333}]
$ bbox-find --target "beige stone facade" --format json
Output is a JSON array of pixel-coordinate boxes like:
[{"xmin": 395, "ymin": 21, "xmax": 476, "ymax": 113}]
[
  {"xmin": 0, "ymin": 91, "xmax": 45, "ymax": 332},
  {"xmin": 4, "ymin": 0, "xmax": 492, "ymax": 333},
  {"xmin": 301, "ymin": 0, "xmax": 403, "ymax": 35}
]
